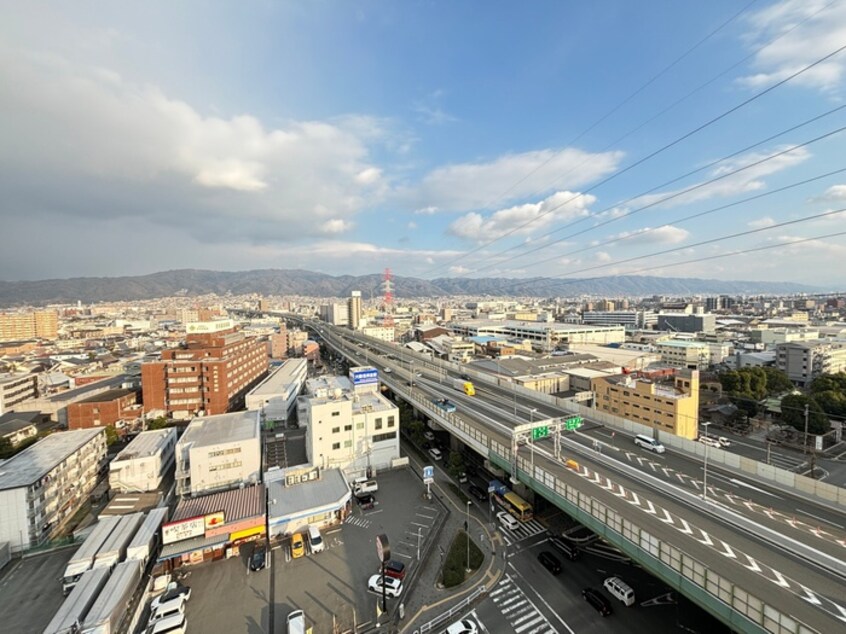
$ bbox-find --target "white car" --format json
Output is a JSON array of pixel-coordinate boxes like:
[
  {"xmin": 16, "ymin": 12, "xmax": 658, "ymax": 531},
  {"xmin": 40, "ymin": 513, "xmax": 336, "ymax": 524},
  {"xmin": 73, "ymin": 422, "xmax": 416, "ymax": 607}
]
[
  {"xmin": 442, "ymin": 618, "xmax": 478, "ymax": 634},
  {"xmin": 698, "ymin": 435, "xmax": 721, "ymax": 448},
  {"xmin": 717, "ymin": 436, "xmax": 732, "ymax": 448},
  {"xmin": 150, "ymin": 586, "xmax": 191, "ymax": 611},
  {"xmin": 368, "ymin": 574, "xmax": 403, "ymax": 597},
  {"xmin": 497, "ymin": 511, "xmax": 520, "ymax": 531}
]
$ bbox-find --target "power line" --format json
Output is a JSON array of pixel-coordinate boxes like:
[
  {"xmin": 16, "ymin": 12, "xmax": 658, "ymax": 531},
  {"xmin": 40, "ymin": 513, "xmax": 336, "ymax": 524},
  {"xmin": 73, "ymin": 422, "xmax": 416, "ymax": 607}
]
[{"xmin": 427, "ymin": 7, "xmax": 845, "ymax": 277}]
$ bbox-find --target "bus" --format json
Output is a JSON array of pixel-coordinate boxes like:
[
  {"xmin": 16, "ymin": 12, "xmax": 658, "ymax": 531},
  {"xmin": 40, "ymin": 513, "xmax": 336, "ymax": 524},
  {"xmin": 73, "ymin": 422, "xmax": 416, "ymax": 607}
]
[{"xmin": 499, "ymin": 491, "xmax": 533, "ymax": 522}]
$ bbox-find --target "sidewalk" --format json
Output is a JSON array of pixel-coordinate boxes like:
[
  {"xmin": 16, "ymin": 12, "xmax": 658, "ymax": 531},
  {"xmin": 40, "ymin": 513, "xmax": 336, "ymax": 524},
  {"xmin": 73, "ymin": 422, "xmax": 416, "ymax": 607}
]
[{"xmin": 395, "ymin": 449, "xmax": 507, "ymax": 634}]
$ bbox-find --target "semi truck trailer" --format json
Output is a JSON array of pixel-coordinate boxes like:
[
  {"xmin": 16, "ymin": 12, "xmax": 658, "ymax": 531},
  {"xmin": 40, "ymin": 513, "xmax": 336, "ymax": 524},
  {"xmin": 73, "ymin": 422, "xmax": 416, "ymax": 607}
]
[{"xmin": 61, "ymin": 516, "xmax": 121, "ymax": 595}]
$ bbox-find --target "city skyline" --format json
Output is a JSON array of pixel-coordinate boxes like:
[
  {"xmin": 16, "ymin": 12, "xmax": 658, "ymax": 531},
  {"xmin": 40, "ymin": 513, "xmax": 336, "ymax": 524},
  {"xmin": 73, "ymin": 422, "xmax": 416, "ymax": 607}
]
[{"xmin": 2, "ymin": 1, "xmax": 846, "ymax": 286}]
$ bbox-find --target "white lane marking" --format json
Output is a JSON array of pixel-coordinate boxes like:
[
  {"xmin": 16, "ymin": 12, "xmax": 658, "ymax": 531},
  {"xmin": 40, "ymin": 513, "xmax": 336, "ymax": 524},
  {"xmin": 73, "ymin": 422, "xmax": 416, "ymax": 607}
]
[
  {"xmin": 507, "ymin": 562, "xmax": 571, "ymax": 634},
  {"xmin": 798, "ymin": 509, "xmax": 844, "ymax": 529},
  {"xmin": 727, "ymin": 478, "xmax": 783, "ymax": 498}
]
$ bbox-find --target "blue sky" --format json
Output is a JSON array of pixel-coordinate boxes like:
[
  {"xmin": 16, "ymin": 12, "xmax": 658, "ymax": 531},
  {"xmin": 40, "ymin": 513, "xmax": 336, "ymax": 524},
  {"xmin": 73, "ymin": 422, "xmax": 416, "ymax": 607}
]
[{"xmin": 1, "ymin": 0, "xmax": 845, "ymax": 287}]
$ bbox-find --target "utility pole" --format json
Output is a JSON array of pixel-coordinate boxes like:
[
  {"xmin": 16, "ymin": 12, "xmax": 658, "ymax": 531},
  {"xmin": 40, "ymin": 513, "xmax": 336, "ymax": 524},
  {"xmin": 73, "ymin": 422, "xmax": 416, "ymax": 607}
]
[{"xmin": 803, "ymin": 403, "xmax": 810, "ymax": 456}]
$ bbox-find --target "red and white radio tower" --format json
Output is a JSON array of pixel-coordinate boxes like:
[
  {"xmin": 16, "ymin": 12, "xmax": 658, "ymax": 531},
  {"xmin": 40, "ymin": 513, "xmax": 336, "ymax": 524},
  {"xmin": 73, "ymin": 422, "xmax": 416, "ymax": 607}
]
[{"xmin": 382, "ymin": 267, "xmax": 394, "ymax": 326}]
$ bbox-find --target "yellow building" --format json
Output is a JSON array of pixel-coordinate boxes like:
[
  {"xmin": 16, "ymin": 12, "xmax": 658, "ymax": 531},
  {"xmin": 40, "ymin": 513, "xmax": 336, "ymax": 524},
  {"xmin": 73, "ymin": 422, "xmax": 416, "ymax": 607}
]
[
  {"xmin": 592, "ymin": 370, "xmax": 699, "ymax": 439},
  {"xmin": 0, "ymin": 310, "xmax": 59, "ymax": 342}
]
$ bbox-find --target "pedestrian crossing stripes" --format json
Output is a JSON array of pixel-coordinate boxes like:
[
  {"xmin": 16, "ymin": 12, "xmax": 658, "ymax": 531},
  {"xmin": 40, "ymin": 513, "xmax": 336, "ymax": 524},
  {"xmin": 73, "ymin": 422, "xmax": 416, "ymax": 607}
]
[
  {"xmin": 499, "ymin": 518, "xmax": 547, "ymax": 545},
  {"xmin": 345, "ymin": 514, "xmax": 371, "ymax": 529},
  {"xmin": 489, "ymin": 574, "xmax": 557, "ymax": 634}
]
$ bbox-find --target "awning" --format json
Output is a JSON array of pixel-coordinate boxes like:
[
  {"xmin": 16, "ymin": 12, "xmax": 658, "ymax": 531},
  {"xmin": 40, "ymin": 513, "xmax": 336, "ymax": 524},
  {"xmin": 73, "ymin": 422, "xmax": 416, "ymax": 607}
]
[{"xmin": 158, "ymin": 533, "xmax": 229, "ymax": 561}]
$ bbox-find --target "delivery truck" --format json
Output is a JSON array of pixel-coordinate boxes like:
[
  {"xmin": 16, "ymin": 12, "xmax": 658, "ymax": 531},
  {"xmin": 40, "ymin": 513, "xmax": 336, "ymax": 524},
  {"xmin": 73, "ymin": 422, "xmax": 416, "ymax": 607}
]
[
  {"xmin": 452, "ymin": 379, "xmax": 475, "ymax": 396},
  {"xmin": 44, "ymin": 567, "xmax": 110, "ymax": 634},
  {"xmin": 126, "ymin": 507, "xmax": 169, "ymax": 565},
  {"xmin": 81, "ymin": 559, "xmax": 142, "ymax": 634},
  {"xmin": 62, "ymin": 516, "xmax": 121, "ymax": 595},
  {"xmin": 93, "ymin": 512, "xmax": 144, "ymax": 570}
]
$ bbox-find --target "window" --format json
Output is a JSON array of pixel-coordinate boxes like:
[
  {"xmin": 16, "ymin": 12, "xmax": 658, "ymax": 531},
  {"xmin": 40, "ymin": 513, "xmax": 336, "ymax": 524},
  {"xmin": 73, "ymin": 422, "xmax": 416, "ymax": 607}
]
[
  {"xmin": 356, "ymin": 422, "xmax": 365, "ymax": 430},
  {"xmin": 372, "ymin": 431, "xmax": 396, "ymax": 443},
  {"xmin": 387, "ymin": 416, "xmax": 395, "ymax": 428},
  {"xmin": 343, "ymin": 440, "xmax": 352, "ymax": 448},
  {"xmin": 344, "ymin": 424, "xmax": 352, "ymax": 431},
  {"xmin": 375, "ymin": 419, "xmax": 383, "ymax": 430},
  {"xmin": 331, "ymin": 411, "xmax": 340, "ymax": 417},
  {"xmin": 332, "ymin": 427, "xmax": 340, "ymax": 434},
  {"xmin": 332, "ymin": 442, "xmax": 341, "ymax": 450}
]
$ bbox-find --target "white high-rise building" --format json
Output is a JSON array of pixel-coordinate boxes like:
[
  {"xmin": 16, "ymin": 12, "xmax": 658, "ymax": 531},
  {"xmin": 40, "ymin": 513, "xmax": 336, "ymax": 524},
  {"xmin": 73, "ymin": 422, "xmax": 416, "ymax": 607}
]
[{"xmin": 348, "ymin": 291, "xmax": 362, "ymax": 330}]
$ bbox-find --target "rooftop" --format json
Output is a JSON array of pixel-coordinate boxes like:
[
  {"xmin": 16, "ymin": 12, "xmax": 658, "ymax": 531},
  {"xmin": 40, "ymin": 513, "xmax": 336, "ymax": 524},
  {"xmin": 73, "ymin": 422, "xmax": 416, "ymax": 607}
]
[
  {"xmin": 172, "ymin": 483, "xmax": 265, "ymax": 522},
  {"xmin": 0, "ymin": 428, "xmax": 104, "ymax": 490},
  {"xmin": 657, "ymin": 340, "xmax": 709, "ymax": 348},
  {"xmin": 113, "ymin": 428, "xmax": 176, "ymax": 462},
  {"xmin": 178, "ymin": 410, "xmax": 260, "ymax": 448},
  {"xmin": 268, "ymin": 469, "xmax": 348, "ymax": 518},
  {"xmin": 248, "ymin": 358, "xmax": 307, "ymax": 396},
  {"xmin": 75, "ymin": 388, "xmax": 136, "ymax": 404}
]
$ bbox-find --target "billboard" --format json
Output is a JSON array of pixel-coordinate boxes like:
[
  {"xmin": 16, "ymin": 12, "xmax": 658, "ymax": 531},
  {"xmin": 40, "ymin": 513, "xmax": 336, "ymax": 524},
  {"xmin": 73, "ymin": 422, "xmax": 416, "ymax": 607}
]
[
  {"xmin": 185, "ymin": 319, "xmax": 234, "ymax": 334},
  {"xmin": 204, "ymin": 511, "xmax": 226, "ymax": 530},
  {"xmin": 162, "ymin": 516, "xmax": 205, "ymax": 545},
  {"xmin": 350, "ymin": 366, "xmax": 378, "ymax": 386}
]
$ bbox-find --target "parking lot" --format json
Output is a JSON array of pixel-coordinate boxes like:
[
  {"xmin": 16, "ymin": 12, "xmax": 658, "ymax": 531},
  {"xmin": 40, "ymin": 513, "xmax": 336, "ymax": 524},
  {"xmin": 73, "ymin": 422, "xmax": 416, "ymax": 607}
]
[
  {"xmin": 273, "ymin": 467, "xmax": 443, "ymax": 633},
  {"xmin": 0, "ymin": 547, "xmax": 75, "ymax": 633}
]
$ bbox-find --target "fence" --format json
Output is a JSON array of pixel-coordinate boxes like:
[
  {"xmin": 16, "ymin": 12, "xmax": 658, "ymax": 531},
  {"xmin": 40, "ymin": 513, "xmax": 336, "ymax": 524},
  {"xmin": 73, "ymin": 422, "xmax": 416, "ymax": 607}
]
[{"xmin": 413, "ymin": 585, "xmax": 487, "ymax": 634}]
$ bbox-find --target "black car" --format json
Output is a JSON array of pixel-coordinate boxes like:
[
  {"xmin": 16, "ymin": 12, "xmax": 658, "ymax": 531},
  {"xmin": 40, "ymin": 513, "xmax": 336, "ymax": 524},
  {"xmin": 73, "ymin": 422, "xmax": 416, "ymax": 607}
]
[
  {"xmin": 355, "ymin": 493, "xmax": 375, "ymax": 510},
  {"xmin": 582, "ymin": 587, "xmax": 612, "ymax": 616},
  {"xmin": 250, "ymin": 546, "xmax": 267, "ymax": 571},
  {"xmin": 468, "ymin": 484, "xmax": 487, "ymax": 502},
  {"xmin": 549, "ymin": 535, "xmax": 581, "ymax": 561},
  {"xmin": 537, "ymin": 551, "xmax": 562, "ymax": 575}
]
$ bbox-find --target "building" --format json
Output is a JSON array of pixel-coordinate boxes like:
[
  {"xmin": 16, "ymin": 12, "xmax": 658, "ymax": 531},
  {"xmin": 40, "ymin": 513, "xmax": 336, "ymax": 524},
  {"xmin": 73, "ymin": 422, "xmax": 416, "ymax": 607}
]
[
  {"xmin": 270, "ymin": 330, "xmax": 288, "ymax": 359},
  {"xmin": 159, "ymin": 484, "xmax": 265, "ymax": 567},
  {"xmin": 245, "ymin": 358, "xmax": 308, "ymax": 424},
  {"xmin": 0, "ymin": 428, "xmax": 107, "ymax": 551},
  {"xmin": 655, "ymin": 340, "xmax": 713, "ymax": 370},
  {"xmin": 657, "ymin": 313, "xmax": 716, "ymax": 334},
  {"xmin": 175, "ymin": 410, "xmax": 262, "ymax": 497},
  {"xmin": 449, "ymin": 320, "xmax": 625, "ymax": 351},
  {"xmin": 142, "ymin": 320, "xmax": 268, "ymax": 419},
  {"xmin": 0, "ymin": 373, "xmax": 38, "ymax": 415},
  {"xmin": 444, "ymin": 338, "xmax": 475, "ymax": 364},
  {"xmin": 267, "ymin": 467, "xmax": 350, "ymax": 538},
  {"xmin": 109, "ymin": 428, "xmax": 177, "ymax": 493},
  {"xmin": 755, "ymin": 328, "xmax": 820, "ymax": 347},
  {"xmin": 286, "ymin": 329, "xmax": 309, "ymax": 356},
  {"xmin": 360, "ymin": 326, "xmax": 396, "ymax": 342},
  {"xmin": 0, "ymin": 411, "xmax": 39, "ymax": 448},
  {"xmin": 582, "ymin": 310, "xmax": 658, "ymax": 330},
  {"xmin": 66, "ymin": 388, "xmax": 140, "ymax": 431},
  {"xmin": 348, "ymin": 291, "xmax": 362, "ymax": 330},
  {"xmin": 0, "ymin": 310, "xmax": 59, "ymax": 341},
  {"xmin": 776, "ymin": 341, "xmax": 846, "ymax": 386},
  {"xmin": 592, "ymin": 370, "xmax": 699, "ymax": 439},
  {"xmin": 320, "ymin": 302, "xmax": 349, "ymax": 326},
  {"xmin": 298, "ymin": 369, "xmax": 400, "ymax": 475}
]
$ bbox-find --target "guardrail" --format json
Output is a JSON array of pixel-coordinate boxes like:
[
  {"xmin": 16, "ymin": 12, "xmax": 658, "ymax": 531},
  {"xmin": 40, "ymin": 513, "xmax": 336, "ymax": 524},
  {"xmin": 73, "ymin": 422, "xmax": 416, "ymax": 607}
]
[{"xmin": 413, "ymin": 584, "xmax": 487, "ymax": 634}]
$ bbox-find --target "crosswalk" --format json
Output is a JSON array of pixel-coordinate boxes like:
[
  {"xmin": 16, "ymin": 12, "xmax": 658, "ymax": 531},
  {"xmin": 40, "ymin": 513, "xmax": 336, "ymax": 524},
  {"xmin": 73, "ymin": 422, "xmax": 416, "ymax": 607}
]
[
  {"xmin": 345, "ymin": 514, "xmax": 371, "ymax": 529},
  {"xmin": 499, "ymin": 519, "xmax": 547, "ymax": 546},
  {"xmin": 489, "ymin": 574, "xmax": 558, "ymax": 634}
]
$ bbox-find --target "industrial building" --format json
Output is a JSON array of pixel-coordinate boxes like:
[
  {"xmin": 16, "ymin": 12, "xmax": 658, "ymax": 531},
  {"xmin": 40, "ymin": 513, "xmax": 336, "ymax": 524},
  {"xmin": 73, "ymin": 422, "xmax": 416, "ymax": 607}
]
[
  {"xmin": 175, "ymin": 410, "xmax": 262, "ymax": 497},
  {"xmin": 245, "ymin": 358, "xmax": 308, "ymax": 424},
  {"xmin": 109, "ymin": 428, "xmax": 178, "ymax": 493},
  {"xmin": 141, "ymin": 320, "xmax": 268, "ymax": 419},
  {"xmin": 657, "ymin": 313, "xmax": 716, "ymax": 334},
  {"xmin": 0, "ymin": 428, "xmax": 107, "ymax": 551},
  {"xmin": 449, "ymin": 320, "xmax": 625, "ymax": 351},
  {"xmin": 581, "ymin": 310, "xmax": 658, "ymax": 330}
]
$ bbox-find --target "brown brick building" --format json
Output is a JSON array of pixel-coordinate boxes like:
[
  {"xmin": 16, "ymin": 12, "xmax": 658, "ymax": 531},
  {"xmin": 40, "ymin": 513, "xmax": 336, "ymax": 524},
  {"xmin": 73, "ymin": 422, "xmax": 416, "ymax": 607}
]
[
  {"xmin": 142, "ymin": 321, "xmax": 268, "ymax": 419},
  {"xmin": 67, "ymin": 388, "xmax": 140, "ymax": 430}
]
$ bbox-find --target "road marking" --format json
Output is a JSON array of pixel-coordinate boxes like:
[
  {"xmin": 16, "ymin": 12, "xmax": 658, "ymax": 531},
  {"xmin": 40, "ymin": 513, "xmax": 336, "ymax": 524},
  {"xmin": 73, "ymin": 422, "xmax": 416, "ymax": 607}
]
[
  {"xmin": 727, "ymin": 478, "xmax": 783, "ymax": 498},
  {"xmin": 410, "ymin": 521, "xmax": 429, "ymax": 527},
  {"xmin": 797, "ymin": 509, "xmax": 844, "ymax": 529}
]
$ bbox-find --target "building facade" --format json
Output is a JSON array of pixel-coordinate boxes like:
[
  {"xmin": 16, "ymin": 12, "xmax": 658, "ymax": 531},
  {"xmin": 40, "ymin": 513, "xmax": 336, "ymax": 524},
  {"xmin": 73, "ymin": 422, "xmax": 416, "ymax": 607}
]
[
  {"xmin": 776, "ymin": 341, "xmax": 846, "ymax": 386},
  {"xmin": 360, "ymin": 326, "xmax": 396, "ymax": 342},
  {"xmin": 655, "ymin": 340, "xmax": 712, "ymax": 370},
  {"xmin": 319, "ymin": 303, "xmax": 349, "ymax": 326},
  {"xmin": 592, "ymin": 370, "xmax": 699, "ymax": 439},
  {"xmin": 657, "ymin": 313, "xmax": 716, "ymax": 334},
  {"xmin": 67, "ymin": 388, "xmax": 140, "ymax": 431},
  {"xmin": 0, "ymin": 373, "xmax": 38, "ymax": 415},
  {"xmin": 582, "ymin": 310, "xmax": 658, "ymax": 330},
  {"xmin": 245, "ymin": 358, "xmax": 308, "ymax": 423},
  {"xmin": 109, "ymin": 428, "xmax": 177, "ymax": 492},
  {"xmin": 449, "ymin": 320, "xmax": 625, "ymax": 351},
  {"xmin": 175, "ymin": 410, "xmax": 262, "ymax": 498},
  {"xmin": 348, "ymin": 291, "xmax": 362, "ymax": 330},
  {"xmin": 0, "ymin": 428, "xmax": 107, "ymax": 551},
  {"xmin": 142, "ymin": 320, "xmax": 268, "ymax": 419},
  {"xmin": 0, "ymin": 310, "xmax": 59, "ymax": 342}
]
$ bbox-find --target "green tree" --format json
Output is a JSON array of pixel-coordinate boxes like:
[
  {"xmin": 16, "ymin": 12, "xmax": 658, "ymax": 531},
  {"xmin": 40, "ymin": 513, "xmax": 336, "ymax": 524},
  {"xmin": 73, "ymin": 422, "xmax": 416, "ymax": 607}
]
[
  {"xmin": 809, "ymin": 372, "xmax": 846, "ymax": 395},
  {"xmin": 147, "ymin": 416, "xmax": 169, "ymax": 430},
  {"xmin": 732, "ymin": 397, "xmax": 759, "ymax": 419},
  {"xmin": 780, "ymin": 394, "xmax": 829, "ymax": 435},
  {"xmin": 762, "ymin": 367, "xmax": 793, "ymax": 394},
  {"xmin": 447, "ymin": 450, "xmax": 465, "ymax": 479},
  {"xmin": 105, "ymin": 425, "xmax": 119, "ymax": 446},
  {"xmin": 407, "ymin": 419, "xmax": 425, "ymax": 448},
  {"xmin": 719, "ymin": 371, "xmax": 740, "ymax": 393},
  {"xmin": 812, "ymin": 390, "xmax": 846, "ymax": 418},
  {"xmin": 0, "ymin": 436, "xmax": 13, "ymax": 459}
]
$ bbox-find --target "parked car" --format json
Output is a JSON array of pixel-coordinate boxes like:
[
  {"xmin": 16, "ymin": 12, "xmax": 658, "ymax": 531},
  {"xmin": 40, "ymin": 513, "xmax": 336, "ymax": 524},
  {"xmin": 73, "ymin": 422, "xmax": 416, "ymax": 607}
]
[
  {"xmin": 457, "ymin": 471, "xmax": 468, "ymax": 484},
  {"xmin": 698, "ymin": 435, "xmax": 721, "ymax": 448},
  {"xmin": 367, "ymin": 574, "xmax": 403, "ymax": 598},
  {"xmin": 355, "ymin": 493, "xmax": 375, "ymax": 509},
  {"xmin": 429, "ymin": 447, "xmax": 443, "ymax": 461},
  {"xmin": 381, "ymin": 559, "xmax": 406, "ymax": 580},
  {"xmin": 582, "ymin": 587, "xmax": 612, "ymax": 616},
  {"xmin": 442, "ymin": 618, "xmax": 478, "ymax": 634},
  {"xmin": 151, "ymin": 585, "xmax": 191, "ymax": 611},
  {"xmin": 250, "ymin": 545, "xmax": 267, "ymax": 571},
  {"xmin": 291, "ymin": 533, "xmax": 306, "ymax": 559},
  {"xmin": 468, "ymin": 484, "xmax": 487, "ymax": 501},
  {"xmin": 424, "ymin": 430, "xmax": 435, "ymax": 441},
  {"xmin": 537, "ymin": 551, "xmax": 562, "ymax": 575}
]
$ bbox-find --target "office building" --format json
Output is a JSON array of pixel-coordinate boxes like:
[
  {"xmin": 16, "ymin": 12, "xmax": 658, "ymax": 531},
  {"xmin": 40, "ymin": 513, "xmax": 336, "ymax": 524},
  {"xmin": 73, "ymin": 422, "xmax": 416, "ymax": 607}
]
[
  {"xmin": 67, "ymin": 388, "xmax": 140, "ymax": 430},
  {"xmin": 361, "ymin": 326, "xmax": 396, "ymax": 342},
  {"xmin": 592, "ymin": 370, "xmax": 699, "ymax": 439},
  {"xmin": 776, "ymin": 341, "xmax": 846, "ymax": 386},
  {"xmin": 270, "ymin": 329, "xmax": 288, "ymax": 359},
  {"xmin": 657, "ymin": 313, "xmax": 716, "ymax": 334},
  {"xmin": 175, "ymin": 410, "xmax": 262, "ymax": 497},
  {"xmin": 0, "ymin": 373, "xmax": 38, "ymax": 415},
  {"xmin": 348, "ymin": 291, "xmax": 362, "ymax": 330},
  {"xmin": 319, "ymin": 302, "xmax": 349, "ymax": 326},
  {"xmin": 245, "ymin": 358, "xmax": 308, "ymax": 423},
  {"xmin": 582, "ymin": 310, "xmax": 658, "ymax": 330},
  {"xmin": 0, "ymin": 310, "xmax": 59, "ymax": 342},
  {"xmin": 0, "ymin": 428, "xmax": 107, "ymax": 551},
  {"xmin": 142, "ymin": 320, "xmax": 268, "ymax": 419},
  {"xmin": 109, "ymin": 428, "xmax": 177, "ymax": 493}
]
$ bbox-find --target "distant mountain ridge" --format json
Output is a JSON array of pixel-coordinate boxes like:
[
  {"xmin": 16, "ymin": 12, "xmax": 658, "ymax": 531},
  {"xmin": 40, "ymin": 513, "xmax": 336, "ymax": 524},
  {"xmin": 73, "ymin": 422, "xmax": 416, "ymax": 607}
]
[{"xmin": 0, "ymin": 268, "xmax": 824, "ymax": 306}]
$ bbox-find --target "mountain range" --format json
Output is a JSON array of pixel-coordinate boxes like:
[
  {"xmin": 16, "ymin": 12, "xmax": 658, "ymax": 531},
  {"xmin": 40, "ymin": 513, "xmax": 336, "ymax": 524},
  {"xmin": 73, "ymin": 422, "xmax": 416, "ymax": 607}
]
[{"xmin": 0, "ymin": 269, "xmax": 824, "ymax": 306}]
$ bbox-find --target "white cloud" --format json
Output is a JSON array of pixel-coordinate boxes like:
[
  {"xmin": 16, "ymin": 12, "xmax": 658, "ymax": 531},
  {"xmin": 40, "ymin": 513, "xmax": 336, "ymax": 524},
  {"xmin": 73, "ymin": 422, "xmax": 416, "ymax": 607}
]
[
  {"xmin": 355, "ymin": 167, "xmax": 382, "ymax": 185},
  {"xmin": 812, "ymin": 184, "xmax": 846, "ymax": 202},
  {"xmin": 611, "ymin": 225, "xmax": 690, "ymax": 245},
  {"xmin": 738, "ymin": 0, "xmax": 846, "ymax": 92},
  {"xmin": 407, "ymin": 221, "xmax": 418, "ymax": 229},
  {"xmin": 595, "ymin": 251, "xmax": 612, "ymax": 263},
  {"xmin": 414, "ymin": 206, "xmax": 439, "ymax": 215},
  {"xmin": 449, "ymin": 265, "xmax": 471, "ymax": 274},
  {"xmin": 747, "ymin": 216, "xmax": 776, "ymax": 229},
  {"xmin": 447, "ymin": 190, "xmax": 596, "ymax": 241},
  {"xmin": 399, "ymin": 148, "xmax": 623, "ymax": 213},
  {"xmin": 320, "ymin": 219, "xmax": 354, "ymax": 234}
]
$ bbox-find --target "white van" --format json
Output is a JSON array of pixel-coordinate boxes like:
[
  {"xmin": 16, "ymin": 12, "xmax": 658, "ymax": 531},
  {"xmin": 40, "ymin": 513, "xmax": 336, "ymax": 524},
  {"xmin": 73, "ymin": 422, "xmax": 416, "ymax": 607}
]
[
  {"xmin": 497, "ymin": 511, "xmax": 520, "ymax": 531},
  {"xmin": 145, "ymin": 612, "xmax": 186, "ymax": 634},
  {"xmin": 287, "ymin": 609, "xmax": 305, "ymax": 634},
  {"xmin": 603, "ymin": 576, "xmax": 635, "ymax": 606},
  {"xmin": 634, "ymin": 434, "xmax": 665, "ymax": 454},
  {"xmin": 307, "ymin": 525, "xmax": 324, "ymax": 554},
  {"xmin": 149, "ymin": 597, "xmax": 185, "ymax": 624}
]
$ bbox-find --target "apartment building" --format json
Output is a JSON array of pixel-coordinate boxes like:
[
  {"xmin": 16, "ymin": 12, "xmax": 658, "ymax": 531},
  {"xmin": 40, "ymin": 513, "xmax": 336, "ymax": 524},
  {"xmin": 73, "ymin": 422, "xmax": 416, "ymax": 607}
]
[
  {"xmin": 776, "ymin": 341, "xmax": 846, "ymax": 386},
  {"xmin": 142, "ymin": 320, "xmax": 268, "ymax": 419},
  {"xmin": 175, "ymin": 410, "xmax": 262, "ymax": 497},
  {"xmin": 0, "ymin": 310, "xmax": 59, "ymax": 342},
  {"xmin": 298, "ymin": 370, "xmax": 400, "ymax": 476},
  {"xmin": 361, "ymin": 326, "xmax": 396, "ymax": 342},
  {"xmin": 109, "ymin": 428, "xmax": 177, "ymax": 492},
  {"xmin": 0, "ymin": 428, "xmax": 107, "ymax": 551},
  {"xmin": 592, "ymin": 370, "xmax": 699, "ymax": 439},
  {"xmin": 319, "ymin": 302, "xmax": 349, "ymax": 326},
  {"xmin": 348, "ymin": 291, "xmax": 362, "ymax": 330},
  {"xmin": 270, "ymin": 330, "xmax": 288, "ymax": 359},
  {"xmin": 655, "ymin": 340, "xmax": 712, "ymax": 370},
  {"xmin": 0, "ymin": 373, "xmax": 38, "ymax": 416},
  {"xmin": 66, "ymin": 388, "xmax": 140, "ymax": 430}
]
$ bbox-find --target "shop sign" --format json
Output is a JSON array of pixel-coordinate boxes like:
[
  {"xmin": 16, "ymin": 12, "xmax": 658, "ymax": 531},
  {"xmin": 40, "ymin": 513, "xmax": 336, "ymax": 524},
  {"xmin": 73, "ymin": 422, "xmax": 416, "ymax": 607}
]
[
  {"xmin": 205, "ymin": 511, "xmax": 225, "ymax": 530},
  {"xmin": 163, "ymin": 516, "xmax": 205, "ymax": 545}
]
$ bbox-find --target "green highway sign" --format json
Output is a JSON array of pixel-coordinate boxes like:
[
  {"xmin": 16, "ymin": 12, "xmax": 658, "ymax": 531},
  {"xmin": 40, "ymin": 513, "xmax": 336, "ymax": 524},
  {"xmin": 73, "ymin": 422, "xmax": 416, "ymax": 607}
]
[
  {"xmin": 532, "ymin": 426, "xmax": 549, "ymax": 440},
  {"xmin": 564, "ymin": 416, "xmax": 583, "ymax": 430}
]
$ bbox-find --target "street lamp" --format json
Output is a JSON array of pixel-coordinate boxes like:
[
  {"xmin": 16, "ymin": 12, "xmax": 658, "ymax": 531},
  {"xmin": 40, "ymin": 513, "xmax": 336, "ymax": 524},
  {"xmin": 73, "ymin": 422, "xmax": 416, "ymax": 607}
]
[
  {"xmin": 529, "ymin": 408, "xmax": 538, "ymax": 476},
  {"xmin": 465, "ymin": 500, "xmax": 472, "ymax": 573},
  {"xmin": 701, "ymin": 421, "xmax": 711, "ymax": 501}
]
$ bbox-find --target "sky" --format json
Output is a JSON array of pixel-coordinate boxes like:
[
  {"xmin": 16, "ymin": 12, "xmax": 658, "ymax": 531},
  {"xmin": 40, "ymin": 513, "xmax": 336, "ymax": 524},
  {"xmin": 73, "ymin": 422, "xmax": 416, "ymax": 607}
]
[{"xmin": 1, "ymin": 0, "xmax": 846, "ymax": 287}]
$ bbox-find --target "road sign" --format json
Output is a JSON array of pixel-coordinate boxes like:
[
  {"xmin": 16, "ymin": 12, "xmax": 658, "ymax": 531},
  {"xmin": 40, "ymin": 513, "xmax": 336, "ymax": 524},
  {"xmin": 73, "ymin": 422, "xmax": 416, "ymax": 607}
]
[
  {"xmin": 487, "ymin": 485, "xmax": 495, "ymax": 494},
  {"xmin": 423, "ymin": 465, "xmax": 434, "ymax": 484},
  {"xmin": 531, "ymin": 425, "xmax": 549, "ymax": 440},
  {"xmin": 564, "ymin": 415, "xmax": 583, "ymax": 430}
]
